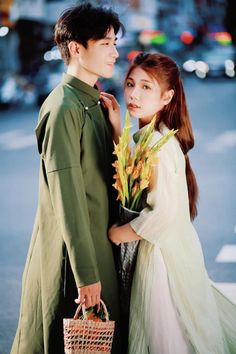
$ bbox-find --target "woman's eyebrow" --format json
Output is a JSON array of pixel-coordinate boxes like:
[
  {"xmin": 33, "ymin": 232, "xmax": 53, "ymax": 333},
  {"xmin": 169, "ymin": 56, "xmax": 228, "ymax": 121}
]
[{"xmin": 128, "ymin": 76, "xmax": 152, "ymax": 84}]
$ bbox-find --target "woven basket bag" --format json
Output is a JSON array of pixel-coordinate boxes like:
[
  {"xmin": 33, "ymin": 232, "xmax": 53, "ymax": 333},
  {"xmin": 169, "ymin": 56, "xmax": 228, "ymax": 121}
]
[{"xmin": 63, "ymin": 299, "xmax": 115, "ymax": 354}]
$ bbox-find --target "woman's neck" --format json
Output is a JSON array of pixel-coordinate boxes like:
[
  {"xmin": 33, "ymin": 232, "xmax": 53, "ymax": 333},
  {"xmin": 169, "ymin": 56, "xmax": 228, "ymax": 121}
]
[
  {"xmin": 139, "ymin": 119, "xmax": 147, "ymax": 129},
  {"xmin": 139, "ymin": 114, "xmax": 160, "ymax": 129}
]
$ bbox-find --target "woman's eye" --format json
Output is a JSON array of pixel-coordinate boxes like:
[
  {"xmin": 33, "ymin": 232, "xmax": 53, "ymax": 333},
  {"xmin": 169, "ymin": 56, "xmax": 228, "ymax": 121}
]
[
  {"xmin": 143, "ymin": 85, "xmax": 150, "ymax": 90},
  {"xmin": 126, "ymin": 82, "xmax": 133, "ymax": 87}
]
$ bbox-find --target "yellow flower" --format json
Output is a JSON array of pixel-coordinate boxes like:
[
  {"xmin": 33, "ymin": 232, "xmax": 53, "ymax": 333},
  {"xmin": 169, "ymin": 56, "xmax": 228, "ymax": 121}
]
[
  {"xmin": 112, "ymin": 110, "xmax": 177, "ymax": 211},
  {"xmin": 131, "ymin": 166, "xmax": 141, "ymax": 180},
  {"xmin": 136, "ymin": 160, "xmax": 143, "ymax": 172},
  {"xmin": 140, "ymin": 179, "xmax": 149, "ymax": 190},
  {"xmin": 112, "ymin": 161, "xmax": 119, "ymax": 169},
  {"xmin": 134, "ymin": 144, "xmax": 141, "ymax": 154},
  {"xmin": 131, "ymin": 182, "xmax": 139, "ymax": 197},
  {"xmin": 126, "ymin": 166, "xmax": 133, "ymax": 175}
]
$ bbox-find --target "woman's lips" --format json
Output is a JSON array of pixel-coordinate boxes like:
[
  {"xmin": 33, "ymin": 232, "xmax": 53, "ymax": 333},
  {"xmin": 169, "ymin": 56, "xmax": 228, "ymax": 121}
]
[{"xmin": 128, "ymin": 103, "xmax": 141, "ymax": 109}]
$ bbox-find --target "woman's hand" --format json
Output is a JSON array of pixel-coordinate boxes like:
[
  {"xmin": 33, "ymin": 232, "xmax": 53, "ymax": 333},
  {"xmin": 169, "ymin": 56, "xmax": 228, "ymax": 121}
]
[
  {"xmin": 100, "ymin": 92, "xmax": 121, "ymax": 143},
  {"xmin": 108, "ymin": 223, "xmax": 142, "ymax": 245},
  {"xmin": 108, "ymin": 224, "xmax": 122, "ymax": 246}
]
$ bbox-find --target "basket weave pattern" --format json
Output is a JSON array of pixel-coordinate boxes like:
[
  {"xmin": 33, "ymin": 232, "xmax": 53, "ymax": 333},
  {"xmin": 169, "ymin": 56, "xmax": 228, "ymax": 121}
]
[{"xmin": 63, "ymin": 300, "xmax": 115, "ymax": 354}]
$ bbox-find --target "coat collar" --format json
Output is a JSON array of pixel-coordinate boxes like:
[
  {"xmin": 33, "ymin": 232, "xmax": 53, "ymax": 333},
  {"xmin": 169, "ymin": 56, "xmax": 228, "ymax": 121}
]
[{"xmin": 62, "ymin": 73, "xmax": 100, "ymax": 105}]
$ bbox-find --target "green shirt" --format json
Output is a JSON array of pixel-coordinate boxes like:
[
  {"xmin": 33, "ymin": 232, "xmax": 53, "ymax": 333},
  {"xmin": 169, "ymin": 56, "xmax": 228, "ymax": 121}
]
[{"xmin": 11, "ymin": 73, "xmax": 121, "ymax": 354}]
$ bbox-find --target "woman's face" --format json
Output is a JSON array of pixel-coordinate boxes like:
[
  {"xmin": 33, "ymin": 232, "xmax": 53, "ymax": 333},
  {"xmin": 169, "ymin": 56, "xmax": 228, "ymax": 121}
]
[{"xmin": 124, "ymin": 66, "xmax": 172, "ymax": 125}]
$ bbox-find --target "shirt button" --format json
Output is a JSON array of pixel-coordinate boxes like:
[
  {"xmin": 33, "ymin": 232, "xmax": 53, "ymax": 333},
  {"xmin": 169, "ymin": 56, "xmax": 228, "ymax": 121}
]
[
  {"xmin": 98, "ymin": 100, "xmax": 101, "ymax": 105},
  {"xmin": 85, "ymin": 106, "xmax": 88, "ymax": 110}
]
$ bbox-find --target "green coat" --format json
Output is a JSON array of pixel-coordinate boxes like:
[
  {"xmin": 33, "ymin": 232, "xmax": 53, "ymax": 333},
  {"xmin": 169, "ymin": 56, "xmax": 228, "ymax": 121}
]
[{"xmin": 11, "ymin": 74, "xmax": 121, "ymax": 354}]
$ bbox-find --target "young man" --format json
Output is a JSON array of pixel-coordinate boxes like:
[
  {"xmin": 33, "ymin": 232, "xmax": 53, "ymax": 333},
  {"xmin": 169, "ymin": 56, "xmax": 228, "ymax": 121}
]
[{"xmin": 11, "ymin": 3, "xmax": 124, "ymax": 354}]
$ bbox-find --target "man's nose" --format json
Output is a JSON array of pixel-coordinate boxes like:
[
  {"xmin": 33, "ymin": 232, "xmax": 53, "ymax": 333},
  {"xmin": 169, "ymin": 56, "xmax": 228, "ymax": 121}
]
[{"xmin": 112, "ymin": 45, "xmax": 119, "ymax": 59}]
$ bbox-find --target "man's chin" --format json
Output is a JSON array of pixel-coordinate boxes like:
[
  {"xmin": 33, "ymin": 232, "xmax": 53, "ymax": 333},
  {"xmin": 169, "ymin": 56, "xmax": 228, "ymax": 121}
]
[
  {"xmin": 102, "ymin": 69, "xmax": 114, "ymax": 79},
  {"xmin": 102, "ymin": 73, "xmax": 113, "ymax": 79}
]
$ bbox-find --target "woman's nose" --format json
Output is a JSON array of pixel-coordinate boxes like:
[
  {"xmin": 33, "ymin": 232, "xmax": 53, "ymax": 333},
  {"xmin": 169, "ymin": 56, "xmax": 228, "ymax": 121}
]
[{"xmin": 130, "ymin": 87, "xmax": 139, "ymax": 100}]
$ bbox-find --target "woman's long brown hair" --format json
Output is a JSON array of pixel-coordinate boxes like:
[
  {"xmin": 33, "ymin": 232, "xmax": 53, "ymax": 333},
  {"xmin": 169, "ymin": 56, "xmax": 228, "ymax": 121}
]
[{"xmin": 126, "ymin": 53, "xmax": 198, "ymax": 219}]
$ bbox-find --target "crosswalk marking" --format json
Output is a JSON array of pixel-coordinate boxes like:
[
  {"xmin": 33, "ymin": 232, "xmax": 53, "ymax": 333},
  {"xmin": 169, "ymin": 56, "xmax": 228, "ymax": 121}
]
[
  {"xmin": 215, "ymin": 244, "xmax": 236, "ymax": 263},
  {"xmin": 215, "ymin": 244, "xmax": 236, "ymax": 303},
  {"xmin": 0, "ymin": 130, "xmax": 35, "ymax": 150}
]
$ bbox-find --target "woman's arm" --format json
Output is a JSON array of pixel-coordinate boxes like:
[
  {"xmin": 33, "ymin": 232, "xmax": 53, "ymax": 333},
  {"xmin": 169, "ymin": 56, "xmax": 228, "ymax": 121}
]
[
  {"xmin": 100, "ymin": 92, "xmax": 121, "ymax": 143},
  {"xmin": 108, "ymin": 223, "xmax": 142, "ymax": 245}
]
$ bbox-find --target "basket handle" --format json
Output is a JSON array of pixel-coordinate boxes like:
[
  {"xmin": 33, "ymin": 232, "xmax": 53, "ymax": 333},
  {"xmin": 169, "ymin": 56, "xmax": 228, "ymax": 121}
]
[{"xmin": 73, "ymin": 299, "xmax": 109, "ymax": 321}]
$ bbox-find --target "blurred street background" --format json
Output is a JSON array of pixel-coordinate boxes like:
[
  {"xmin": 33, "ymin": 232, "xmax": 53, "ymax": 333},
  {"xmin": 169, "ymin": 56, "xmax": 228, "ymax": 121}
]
[{"xmin": 0, "ymin": 0, "xmax": 236, "ymax": 353}]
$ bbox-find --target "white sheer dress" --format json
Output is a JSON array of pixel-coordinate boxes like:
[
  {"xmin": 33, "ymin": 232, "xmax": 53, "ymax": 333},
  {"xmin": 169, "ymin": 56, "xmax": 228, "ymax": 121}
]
[{"xmin": 128, "ymin": 124, "xmax": 236, "ymax": 354}]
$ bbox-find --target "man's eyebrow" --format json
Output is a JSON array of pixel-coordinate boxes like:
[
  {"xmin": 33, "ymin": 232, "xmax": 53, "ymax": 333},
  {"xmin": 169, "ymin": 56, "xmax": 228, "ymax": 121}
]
[{"xmin": 103, "ymin": 36, "xmax": 117, "ymax": 41}]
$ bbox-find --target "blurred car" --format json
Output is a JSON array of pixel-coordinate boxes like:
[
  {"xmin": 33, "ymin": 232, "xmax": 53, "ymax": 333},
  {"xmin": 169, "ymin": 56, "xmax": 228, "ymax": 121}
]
[
  {"xmin": 182, "ymin": 45, "xmax": 236, "ymax": 79},
  {"xmin": 0, "ymin": 74, "xmax": 36, "ymax": 109}
]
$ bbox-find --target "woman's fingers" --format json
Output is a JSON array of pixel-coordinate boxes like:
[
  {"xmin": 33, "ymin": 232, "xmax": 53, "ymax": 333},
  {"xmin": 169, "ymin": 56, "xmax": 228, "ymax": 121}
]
[
  {"xmin": 100, "ymin": 95, "xmax": 114, "ymax": 113},
  {"xmin": 100, "ymin": 92, "xmax": 120, "ymax": 111},
  {"xmin": 100, "ymin": 95, "xmax": 112, "ymax": 108}
]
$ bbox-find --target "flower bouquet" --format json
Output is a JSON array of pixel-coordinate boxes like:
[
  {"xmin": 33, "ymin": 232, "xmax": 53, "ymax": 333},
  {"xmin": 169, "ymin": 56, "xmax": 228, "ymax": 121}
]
[
  {"xmin": 112, "ymin": 110, "xmax": 176, "ymax": 212},
  {"xmin": 112, "ymin": 111, "xmax": 176, "ymax": 345}
]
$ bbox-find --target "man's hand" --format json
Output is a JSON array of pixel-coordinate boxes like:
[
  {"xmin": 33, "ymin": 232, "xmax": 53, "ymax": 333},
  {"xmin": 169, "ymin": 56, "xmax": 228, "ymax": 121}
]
[{"xmin": 75, "ymin": 281, "xmax": 101, "ymax": 308}]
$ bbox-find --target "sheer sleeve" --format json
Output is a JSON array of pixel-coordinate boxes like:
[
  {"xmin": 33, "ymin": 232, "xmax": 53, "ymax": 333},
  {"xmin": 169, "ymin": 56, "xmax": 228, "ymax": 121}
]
[{"xmin": 130, "ymin": 135, "xmax": 178, "ymax": 245}]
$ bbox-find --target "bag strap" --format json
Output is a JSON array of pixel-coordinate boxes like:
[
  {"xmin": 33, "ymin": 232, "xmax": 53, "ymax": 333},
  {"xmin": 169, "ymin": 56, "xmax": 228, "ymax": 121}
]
[{"xmin": 73, "ymin": 299, "xmax": 109, "ymax": 321}]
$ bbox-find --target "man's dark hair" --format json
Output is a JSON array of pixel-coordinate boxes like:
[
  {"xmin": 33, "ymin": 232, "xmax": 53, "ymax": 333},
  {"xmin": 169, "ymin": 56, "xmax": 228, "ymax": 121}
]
[{"xmin": 54, "ymin": 2, "xmax": 125, "ymax": 65}]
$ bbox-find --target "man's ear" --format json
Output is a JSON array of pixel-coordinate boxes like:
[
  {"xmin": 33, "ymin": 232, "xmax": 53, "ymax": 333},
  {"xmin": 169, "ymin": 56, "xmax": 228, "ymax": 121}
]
[
  {"xmin": 68, "ymin": 41, "xmax": 80, "ymax": 57},
  {"xmin": 163, "ymin": 89, "xmax": 174, "ymax": 106}
]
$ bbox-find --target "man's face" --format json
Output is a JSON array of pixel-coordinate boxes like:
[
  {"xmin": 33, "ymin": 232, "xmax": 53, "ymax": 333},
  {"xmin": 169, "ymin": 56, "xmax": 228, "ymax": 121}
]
[{"xmin": 78, "ymin": 27, "xmax": 119, "ymax": 83}]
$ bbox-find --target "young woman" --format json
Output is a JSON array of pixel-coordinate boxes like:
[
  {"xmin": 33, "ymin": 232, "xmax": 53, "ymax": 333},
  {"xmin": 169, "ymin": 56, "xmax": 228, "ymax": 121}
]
[{"xmin": 103, "ymin": 53, "xmax": 236, "ymax": 354}]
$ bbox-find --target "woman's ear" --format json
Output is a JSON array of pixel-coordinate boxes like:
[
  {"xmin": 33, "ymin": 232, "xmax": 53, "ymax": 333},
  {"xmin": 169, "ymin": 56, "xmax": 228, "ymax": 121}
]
[
  {"xmin": 163, "ymin": 89, "xmax": 175, "ymax": 106},
  {"xmin": 68, "ymin": 41, "xmax": 80, "ymax": 58}
]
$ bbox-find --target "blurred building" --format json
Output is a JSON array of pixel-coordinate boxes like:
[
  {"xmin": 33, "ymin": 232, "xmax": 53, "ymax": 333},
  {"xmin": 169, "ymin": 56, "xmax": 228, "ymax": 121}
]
[
  {"xmin": 157, "ymin": 0, "xmax": 226, "ymax": 37},
  {"xmin": 224, "ymin": 0, "xmax": 236, "ymax": 46},
  {"xmin": 0, "ymin": 0, "xmax": 153, "ymax": 76},
  {"xmin": 0, "ymin": 0, "xmax": 17, "ymax": 74},
  {"xmin": 0, "ymin": 0, "xmax": 230, "ymax": 77},
  {"xmin": 9, "ymin": 0, "xmax": 77, "ymax": 75},
  {"xmin": 0, "ymin": 0, "xmax": 77, "ymax": 76}
]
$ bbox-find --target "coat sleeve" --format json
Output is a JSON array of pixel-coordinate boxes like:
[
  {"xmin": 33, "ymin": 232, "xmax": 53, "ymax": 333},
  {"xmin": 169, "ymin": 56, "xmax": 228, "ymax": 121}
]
[
  {"xmin": 41, "ymin": 104, "xmax": 100, "ymax": 288},
  {"xmin": 130, "ymin": 138, "xmax": 178, "ymax": 245}
]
